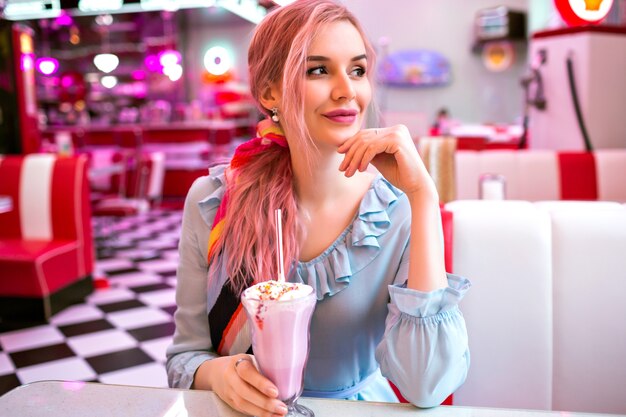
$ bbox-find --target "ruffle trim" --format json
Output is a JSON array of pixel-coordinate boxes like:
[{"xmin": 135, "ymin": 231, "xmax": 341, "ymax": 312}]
[
  {"xmin": 294, "ymin": 176, "xmax": 403, "ymax": 300},
  {"xmin": 197, "ymin": 164, "xmax": 228, "ymax": 227},
  {"xmin": 388, "ymin": 274, "xmax": 472, "ymax": 317},
  {"xmin": 197, "ymin": 169, "xmax": 405, "ymax": 301}
]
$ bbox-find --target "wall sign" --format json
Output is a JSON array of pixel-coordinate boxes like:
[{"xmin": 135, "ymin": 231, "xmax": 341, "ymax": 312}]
[
  {"xmin": 482, "ymin": 41, "xmax": 515, "ymax": 72},
  {"xmin": 378, "ymin": 49, "xmax": 451, "ymax": 87},
  {"xmin": 554, "ymin": 0, "xmax": 614, "ymax": 26}
]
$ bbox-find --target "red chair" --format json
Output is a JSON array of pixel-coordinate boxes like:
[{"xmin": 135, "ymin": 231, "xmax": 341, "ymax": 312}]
[
  {"xmin": 0, "ymin": 154, "xmax": 94, "ymax": 326},
  {"xmin": 86, "ymin": 147, "xmax": 132, "ymax": 203},
  {"xmin": 92, "ymin": 151, "xmax": 165, "ymax": 216}
]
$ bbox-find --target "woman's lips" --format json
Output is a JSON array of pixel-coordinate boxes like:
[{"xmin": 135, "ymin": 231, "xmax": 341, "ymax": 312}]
[
  {"xmin": 324, "ymin": 115, "xmax": 357, "ymax": 123},
  {"xmin": 323, "ymin": 109, "xmax": 358, "ymax": 124}
]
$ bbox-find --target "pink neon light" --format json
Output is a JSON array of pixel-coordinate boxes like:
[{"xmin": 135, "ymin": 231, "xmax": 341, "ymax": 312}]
[
  {"xmin": 36, "ymin": 57, "xmax": 59, "ymax": 75},
  {"xmin": 21, "ymin": 54, "xmax": 34, "ymax": 71}
]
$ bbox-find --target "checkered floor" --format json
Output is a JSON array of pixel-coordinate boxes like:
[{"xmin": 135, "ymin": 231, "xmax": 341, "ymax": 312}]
[{"xmin": 0, "ymin": 209, "xmax": 183, "ymax": 396}]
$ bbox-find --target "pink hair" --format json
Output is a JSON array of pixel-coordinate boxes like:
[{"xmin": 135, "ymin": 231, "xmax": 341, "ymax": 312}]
[{"xmin": 215, "ymin": 0, "xmax": 377, "ymax": 294}]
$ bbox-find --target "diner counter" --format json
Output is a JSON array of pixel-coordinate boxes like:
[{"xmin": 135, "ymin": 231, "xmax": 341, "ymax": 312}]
[
  {"xmin": 44, "ymin": 120, "xmax": 238, "ymax": 133},
  {"xmin": 42, "ymin": 120, "xmax": 244, "ymax": 147},
  {"xmin": 1, "ymin": 381, "xmax": 623, "ymax": 417}
]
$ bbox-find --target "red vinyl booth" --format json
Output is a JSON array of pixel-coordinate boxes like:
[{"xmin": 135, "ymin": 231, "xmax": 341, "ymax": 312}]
[
  {"xmin": 454, "ymin": 149, "xmax": 626, "ymax": 202},
  {"xmin": 0, "ymin": 154, "xmax": 94, "ymax": 326},
  {"xmin": 91, "ymin": 151, "xmax": 165, "ymax": 216}
]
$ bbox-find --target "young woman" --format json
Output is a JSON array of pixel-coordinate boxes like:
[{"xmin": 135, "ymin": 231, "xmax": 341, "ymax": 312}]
[{"xmin": 166, "ymin": 1, "xmax": 470, "ymax": 416}]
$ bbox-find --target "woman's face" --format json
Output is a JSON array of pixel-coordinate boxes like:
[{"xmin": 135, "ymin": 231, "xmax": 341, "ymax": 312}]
[{"xmin": 302, "ymin": 20, "xmax": 372, "ymax": 149}]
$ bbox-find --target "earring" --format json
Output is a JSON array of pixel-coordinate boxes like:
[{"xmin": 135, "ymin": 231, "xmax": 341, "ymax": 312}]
[{"xmin": 271, "ymin": 107, "xmax": 279, "ymax": 123}]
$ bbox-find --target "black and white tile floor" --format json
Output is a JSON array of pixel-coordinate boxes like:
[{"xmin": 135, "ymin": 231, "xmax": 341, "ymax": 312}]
[{"xmin": 0, "ymin": 209, "xmax": 183, "ymax": 396}]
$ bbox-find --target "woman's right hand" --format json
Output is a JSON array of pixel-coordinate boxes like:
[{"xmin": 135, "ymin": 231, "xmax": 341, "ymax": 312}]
[{"xmin": 195, "ymin": 355, "xmax": 288, "ymax": 417}]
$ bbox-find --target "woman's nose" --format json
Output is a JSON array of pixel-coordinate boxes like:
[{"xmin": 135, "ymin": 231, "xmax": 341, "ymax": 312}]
[{"xmin": 331, "ymin": 73, "xmax": 356, "ymax": 101}]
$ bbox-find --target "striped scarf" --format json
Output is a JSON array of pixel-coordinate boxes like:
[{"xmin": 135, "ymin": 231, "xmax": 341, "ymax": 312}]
[{"xmin": 207, "ymin": 119, "xmax": 287, "ymax": 356}]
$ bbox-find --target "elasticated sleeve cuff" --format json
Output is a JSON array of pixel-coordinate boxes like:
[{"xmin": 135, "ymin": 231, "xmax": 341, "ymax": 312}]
[
  {"xmin": 167, "ymin": 351, "xmax": 217, "ymax": 389},
  {"xmin": 388, "ymin": 273, "xmax": 471, "ymax": 318}
]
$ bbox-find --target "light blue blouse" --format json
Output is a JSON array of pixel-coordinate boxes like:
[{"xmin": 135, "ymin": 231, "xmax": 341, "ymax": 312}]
[{"xmin": 166, "ymin": 164, "xmax": 471, "ymax": 408}]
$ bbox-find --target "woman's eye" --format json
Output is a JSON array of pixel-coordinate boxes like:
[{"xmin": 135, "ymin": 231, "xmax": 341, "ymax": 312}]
[
  {"xmin": 307, "ymin": 66, "xmax": 327, "ymax": 76},
  {"xmin": 351, "ymin": 66, "xmax": 366, "ymax": 77}
]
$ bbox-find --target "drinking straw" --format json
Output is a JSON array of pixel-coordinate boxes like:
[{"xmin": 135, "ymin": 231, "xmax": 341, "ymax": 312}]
[{"xmin": 275, "ymin": 209, "xmax": 285, "ymax": 282}]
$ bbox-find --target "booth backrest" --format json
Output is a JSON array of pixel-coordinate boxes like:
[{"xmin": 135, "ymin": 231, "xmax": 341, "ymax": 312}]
[
  {"xmin": 0, "ymin": 153, "xmax": 93, "ymax": 275},
  {"xmin": 454, "ymin": 150, "xmax": 626, "ymax": 202},
  {"xmin": 594, "ymin": 150, "xmax": 626, "ymax": 202},
  {"xmin": 85, "ymin": 148, "xmax": 165, "ymax": 203},
  {"xmin": 445, "ymin": 200, "xmax": 626, "ymax": 414},
  {"xmin": 445, "ymin": 200, "xmax": 554, "ymax": 410},
  {"xmin": 86, "ymin": 147, "xmax": 116, "ymax": 191},
  {"xmin": 141, "ymin": 151, "xmax": 166, "ymax": 202},
  {"xmin": 535, "ymin": 201, "xmax": 626, "ymax": 414}
]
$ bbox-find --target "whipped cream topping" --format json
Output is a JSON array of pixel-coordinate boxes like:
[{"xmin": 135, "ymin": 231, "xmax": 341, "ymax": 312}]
[{"xmin": 244, "ymin": 280, "xmax": 313, "ymax": 301}]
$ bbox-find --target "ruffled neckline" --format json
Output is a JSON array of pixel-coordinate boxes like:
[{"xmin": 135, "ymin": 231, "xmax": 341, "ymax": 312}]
[
  {"xmin": 197, "ymin": 165, "xmax": 404, "ymax": 300},
  {"xmin": 294, "ymin": 175, "xmax": 403, "ymax": 299}
]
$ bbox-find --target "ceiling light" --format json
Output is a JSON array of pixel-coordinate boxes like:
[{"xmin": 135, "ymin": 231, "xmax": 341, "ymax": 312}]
[
  {"xmin": 203, "ymin": 46, "xmax": 230, "ymax": 76},
  {"xmin": 95, "ymin": 14, "xmax": 114, "ymax": 26},
  {"xmin": 55, "ymin": 11, "xmax": 74, "ymax": 27},
  {"xmin": 101, "ymin": 75, "xmax": 118, "ymax": 88},
  {"xmin": 159, "ymin": 50, "xmax": 181, "ymax": 68},
  {"xmin": 36, "ymin": 57, "xmax": 59, "ymax": 75},
  {"xmin": 165, "ymin": 64, "xmax": 183, "ymax": 81},
  {"xmin": 93, "ymin": 53, "xmax": 119, "ymax": 73}
]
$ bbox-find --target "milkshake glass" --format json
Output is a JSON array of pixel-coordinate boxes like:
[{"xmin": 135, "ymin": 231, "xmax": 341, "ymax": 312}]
[{"xmin": 241, "ymin": 281, "xmax": 316, "ymax": 417}]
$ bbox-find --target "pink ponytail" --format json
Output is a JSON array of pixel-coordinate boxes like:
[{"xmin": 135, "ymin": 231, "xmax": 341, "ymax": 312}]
[{"xmin": 213, "ymin": 0, "xmax": 376, "ymax": 293}]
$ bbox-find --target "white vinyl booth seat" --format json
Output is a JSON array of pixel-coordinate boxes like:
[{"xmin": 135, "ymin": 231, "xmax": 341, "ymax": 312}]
[
  {"xmin": 535, "ymin": 201, "xmax": 626, "ymax": 415},
  {"xmin": 445, "ymin": 200, "xmax": 554, "ymax": 410},
  {"xmin": 444, "ymin": 200, "xmax": 626, "ymax": 414}
]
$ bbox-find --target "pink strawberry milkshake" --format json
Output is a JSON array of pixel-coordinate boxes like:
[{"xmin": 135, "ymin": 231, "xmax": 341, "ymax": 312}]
[{"xmin": 241, "ymin": 281, "xmax": 316, "ymax": 403}]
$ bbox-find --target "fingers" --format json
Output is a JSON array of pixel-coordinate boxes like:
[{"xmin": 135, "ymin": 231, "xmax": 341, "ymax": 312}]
[
  {"xmin": 337, "ymin": 136, "xmax": 359, "ymax": 172},
  {"xmin": 229, "ymin": 395, "xmax": 287, "ymax": 417},
  {"xmin": 341, "ymin": 141, "xmax": 371, "ymax": 177},
  {"xmin": 337, "ymin": 125, "xmax": 435, "ymax": 195},
  {"xmin": 234, "ymin": 356, "xmax": 279, "ymax": 398},
  {"xmin": 338, "ymin": 129, "xmax": 373, "ymax": 176},
  {"xmin": 228, "ymin": 385, "xmax": 287, "ymax": 417},
  {"xmin": 337, "ymin": 131, "xmax": 360, "ymax": 154},
  {"xmin": 360, "ymin": 140, "xmax": 396, "ymax": 171},
  {"xmin": 339, "ymin": 128, "xmax": 394, "ymax": 177},
  {"xmin": 230, "ymin": 356, "xmax": 287, "ymax": 416}
]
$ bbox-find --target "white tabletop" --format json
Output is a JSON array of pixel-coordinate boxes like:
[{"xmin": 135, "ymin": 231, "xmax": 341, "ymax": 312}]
[{"xmin": 0, "ymin": 381, "xmax": 622, "ymax": 417}]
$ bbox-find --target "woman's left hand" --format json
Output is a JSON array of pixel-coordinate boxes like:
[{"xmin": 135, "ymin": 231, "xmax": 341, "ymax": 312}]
[{"xmin": 338, "ymin": 125, "xmax": 435, "ymax": 197}]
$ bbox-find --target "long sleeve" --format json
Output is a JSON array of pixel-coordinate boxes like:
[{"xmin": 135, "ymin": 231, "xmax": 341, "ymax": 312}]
[
  {"xmin": 165, "ymin": 174, "xmax": 220, "ymax": 389},
  {"xmin": 375, "ymin": 264, "xmax": 471, "ymax": 407}
]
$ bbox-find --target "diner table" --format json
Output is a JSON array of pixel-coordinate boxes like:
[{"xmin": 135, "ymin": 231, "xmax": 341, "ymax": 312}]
[
  {"xmin": 1, "ymin": 381, "xmax": 623, "ymax": 417},
  {"xmin": 447, "ymin": 124, "xmax": 523, "ymax": 150}
]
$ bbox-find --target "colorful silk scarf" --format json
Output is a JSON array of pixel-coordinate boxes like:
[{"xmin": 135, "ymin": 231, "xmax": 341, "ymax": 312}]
[{"xmin": 207, "ymin": 119, "xmax": 287, "ymax": 356}]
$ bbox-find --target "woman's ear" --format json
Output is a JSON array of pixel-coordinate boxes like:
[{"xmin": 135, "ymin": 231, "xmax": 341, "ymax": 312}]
[{"xmin": 259, "ymin": 83, "xmax": 281, "ymax": 112}]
